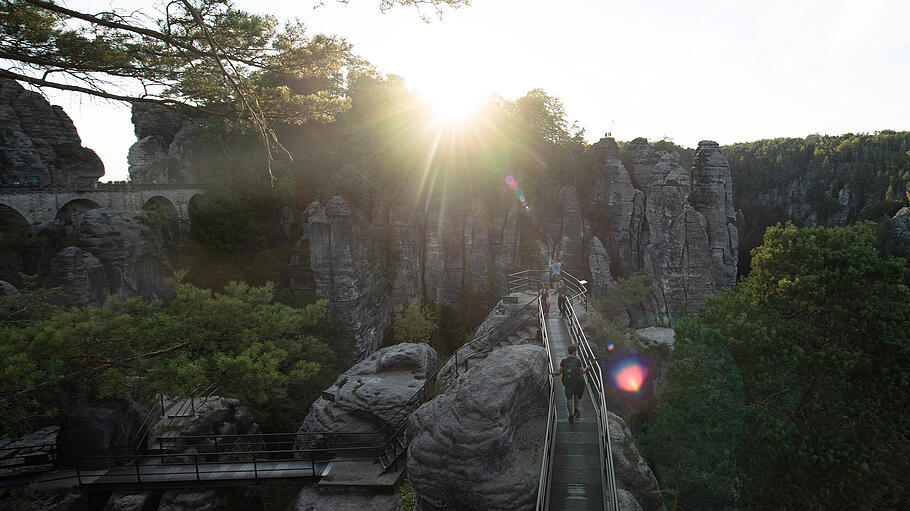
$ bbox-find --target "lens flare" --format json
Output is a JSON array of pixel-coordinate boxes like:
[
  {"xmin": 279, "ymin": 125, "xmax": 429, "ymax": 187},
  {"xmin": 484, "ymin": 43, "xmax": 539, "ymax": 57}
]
[
  {"xmin": 607, "ymin": 343, "xmax": 614, "ymax": 351},
  {"xmin": 611, "ymin": 358, "xmax": 647, "ymax": 392}
]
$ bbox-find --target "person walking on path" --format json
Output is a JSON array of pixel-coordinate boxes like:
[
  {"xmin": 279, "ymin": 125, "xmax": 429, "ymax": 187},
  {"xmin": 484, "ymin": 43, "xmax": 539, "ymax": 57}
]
[
  {"xmin": 540, "ymin": 288, "xmax": 550, "ymax": 317},
  {"xmin": 557, "ymin": 285, "xmax": 568, "ymax": 317},
  {"xmin": 550, "ymin": 257, "xmax": 562, "ymax": 285},
  {"xmin": 551, "ymin": 344, "xmax": 588, "ymax": 423}
]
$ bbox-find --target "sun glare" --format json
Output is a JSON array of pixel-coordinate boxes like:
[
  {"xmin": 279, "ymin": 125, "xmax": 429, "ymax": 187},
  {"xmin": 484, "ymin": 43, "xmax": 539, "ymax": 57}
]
[{"xmin": 419, "ymin": 84, "xmax": 485, "ymax": 123}]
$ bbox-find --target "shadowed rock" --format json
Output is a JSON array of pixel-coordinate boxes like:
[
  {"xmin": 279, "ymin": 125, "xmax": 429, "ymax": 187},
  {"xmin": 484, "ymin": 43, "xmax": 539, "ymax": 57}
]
[{"xmin": 408, "ymin": 344, "xmax": 548, "ymax": 511}]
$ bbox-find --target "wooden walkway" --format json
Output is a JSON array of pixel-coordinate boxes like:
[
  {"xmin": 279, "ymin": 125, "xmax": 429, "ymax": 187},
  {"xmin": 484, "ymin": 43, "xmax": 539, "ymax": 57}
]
[{"xmin": 545, "ymin": 315, "xmax": 606, "ymax": 511}]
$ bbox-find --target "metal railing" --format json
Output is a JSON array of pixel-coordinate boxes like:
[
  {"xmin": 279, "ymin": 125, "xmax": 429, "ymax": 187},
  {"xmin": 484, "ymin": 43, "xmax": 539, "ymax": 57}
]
[
  {"xmin": 535, "ymin": 296, "xmax": 558, "ymax": 511},
  {"xmin": 564, "ymin": 291, "xmax": 620, "ymax": 511},
  {"xmin": 507, "ymin": 269, "xmax": 589, "ymax": 311}
]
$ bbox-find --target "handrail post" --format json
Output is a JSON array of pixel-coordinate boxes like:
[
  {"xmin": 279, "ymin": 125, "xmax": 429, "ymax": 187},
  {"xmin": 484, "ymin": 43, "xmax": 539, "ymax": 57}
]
[
  {"xmin": 253, "ymin": 451, "xmax": 258, "ymax": 481},
  {"xmin": 135, "ymin": 455, "xmax": 141, "ymax": 483},
  {"xmin": 194, "ymin": 453, "xmax": 200, "ymax": 481}
]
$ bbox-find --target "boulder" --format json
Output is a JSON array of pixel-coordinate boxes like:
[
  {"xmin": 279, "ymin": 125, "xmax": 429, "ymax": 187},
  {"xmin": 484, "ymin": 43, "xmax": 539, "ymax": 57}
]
[
  {"xmin": 0, "ymin": 78, "xmax": 103, "ymax": 186},
  {"xmin": 0, "ymin": 425, "xmax": 59, "ymax": 477},
  {"xmin": 0, "ymin": 279, "xmax": 19, "ymax": 296},
  {"xmin": 407, "ymin": 344, "xmax": 549, "ymax": 511},
  {"xmin": 296, "ymin": 343, "xmax": 440, "ymax": 449},
  {"xmin": 102, "ymin": 492, "xmax": 160, "ymax": 511},
  {"xmin": 0, "ymin": 491, "xmax": 95, "ymax": 511},
  {"xmin": 147, "ymin": 397, "xmax": 262, "ymax": 461},
  {"xmin": 289, "ymin": 487, "xmax": 398, "ymax": 511},
  {"xmin": 634, "ymin": 327, "xmax": 675, "ymax": 348},
  {"xmin": 608, "ymin": 412, "xmax": 662, "ymax": 511},
  {"xmin": 56, "ymin": 399, "xmax": 148, "ymax": 465}
]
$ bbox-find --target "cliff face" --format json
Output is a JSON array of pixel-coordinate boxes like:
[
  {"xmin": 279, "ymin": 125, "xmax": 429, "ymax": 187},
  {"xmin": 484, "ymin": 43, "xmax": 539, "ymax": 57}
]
[
  {"xmin": 290, "ymin": 137, "xmax": 739, "ymax": 358},
  {"xmin": 0, "ymin": 78, "xmax": 104, "ymax": 186},
  {"xmin": 128, "ymin": 104, "xmax": 202, "ymax": 184},
  {"xmin": 586, "ymin": 137, "xmax": 738, "ymax": 322}
]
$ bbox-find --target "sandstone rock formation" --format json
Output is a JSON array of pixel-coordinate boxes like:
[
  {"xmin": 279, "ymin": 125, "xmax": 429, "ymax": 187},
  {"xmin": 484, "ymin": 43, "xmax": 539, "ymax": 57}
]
[
  {"xmin": 889, "ymin": 206, "xmax": 910, "ymax": 242},
  {"xmin": 296, "ymin": 343, "xmax": 439, "ymax": 449},
  {"xmin": 609, "ymin": 411, "xmax": 662, "ymax": 511},
  {"xmin": 0, "ymin": 78, "xmax": 103, "ymax": 186},
  {"xmin": 305, "ymin": 196, "xmax": 391, "ymax": 359},
  {"xmin": 585, "ymin": 136, "xmax": 739, "ymax": 322},
  {"xmin": 407, "ymin": 344, "xmax": 548, "ymax": 511},
  {"xmin": 26, "ymin": 209, "xmax": 173, "ymax": 306},
  {"xmin": 147, "ymin": 397, "xmax": 263, "ymax": 460},
  {"xmin": 128, "ymin": 104, "xmax": 201, "ymax": 184}
]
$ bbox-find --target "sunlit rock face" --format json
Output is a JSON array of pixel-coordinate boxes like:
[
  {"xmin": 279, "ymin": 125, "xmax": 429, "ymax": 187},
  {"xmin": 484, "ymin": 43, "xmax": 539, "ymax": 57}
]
[
  {"xmin": 0, "ymin": 78, "xmax": 103, "ymax": 186},
  {"xmin": 128, "ymin": 104, "xmax": 201, "ymax": 184}
]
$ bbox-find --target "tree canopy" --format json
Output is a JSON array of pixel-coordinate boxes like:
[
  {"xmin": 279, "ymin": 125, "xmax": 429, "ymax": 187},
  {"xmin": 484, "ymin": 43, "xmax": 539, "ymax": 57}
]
[
  {"xmin": 1, "ymin": 0, "xmax": 469, "ymax": 175},
  {"xmin": 0, "ymin": 276, "xmax": 350, "ymax": 433},
  {"xmin": 641, "ymin": 222, "xmax": 910, "ymax": 509}
]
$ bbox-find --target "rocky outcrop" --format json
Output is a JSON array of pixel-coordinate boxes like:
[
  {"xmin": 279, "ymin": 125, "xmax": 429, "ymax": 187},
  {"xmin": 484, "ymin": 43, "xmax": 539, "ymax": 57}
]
[
  {"xmin": 147, "ymin": 397, "xmax": 262, "ymax": 460},
  {"xmin": 44, "ymin": 246, "xmax": 110, "ymax": 306},
  {"xmin": 584, "ymin": 137, "xmax": 739, "ymax": 321},
  {"xmin": 27, "ymin": 209, "xmax": 173, "ymax": 305},
  {"xmin": 296, "ymin": 343, "xmax": 439, "ymax": 449},
  {"xmin": 0, "ymin": 426, "xmax": 58, "ymax": 477},
  {"xmin": 103, "ymin": 492, "xmax": 160, "ymax": 511},
  {"xmin": 128, "ymin": 104, "xmax": 201, "ymax": 184},
  {"xmin": 587, "ymin": 138, "xmax": 636, "ymax": 276},
  {"xmin": 56, "ymin": 399, "xmax": 149, "ymax": 465},
  {"xmin": 306, "ymin": 196, "xmax": 391, "ymax": 359},
  {"xmin": 407, "ymin": 344, "xmax": 548, "ymax": 511},
  {"xmin": 0, "ymin": 279, "xmax": 18, "ymax": 296},
  {"xmin": 289, "ymin": 487, "xmax": 398, "ymax": 511},
  {"xmin": 889, "ymin": 207, "xmax": 910, "ymax": 242},
  {"xmin": 609, "ymin": 411, "xmax": 662, "ymax": 511},
  {"xmin": 689, "ymin": 141, "xmax": 738, "ymax": 289},
  {"xmin": 0, "ymin": 78, "xmax": 103, "ymax": 186}
]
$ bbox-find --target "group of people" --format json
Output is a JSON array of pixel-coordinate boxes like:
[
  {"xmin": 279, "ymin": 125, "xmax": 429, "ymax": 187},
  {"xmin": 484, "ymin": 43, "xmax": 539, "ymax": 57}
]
[
  {"xmin": 539, "ymin": 257, "xmax": 588, "ymax": 423},
  {"xmin": 538, "ymin": 257, "xmax": 571, "ymax": 318}
]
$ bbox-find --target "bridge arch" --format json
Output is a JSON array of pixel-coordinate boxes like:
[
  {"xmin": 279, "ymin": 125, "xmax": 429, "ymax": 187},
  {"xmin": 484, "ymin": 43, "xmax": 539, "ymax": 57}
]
[
  {"xmin": 57, "ymin": 198, "xmax": 101, "ymax": 223},
  {"xmin": 143, "ymin": 196, "xmax": 179, "ymax": 219},
  {"xmin": 188, "ymin": 194, "xmax": 208, "ymax": 215}
]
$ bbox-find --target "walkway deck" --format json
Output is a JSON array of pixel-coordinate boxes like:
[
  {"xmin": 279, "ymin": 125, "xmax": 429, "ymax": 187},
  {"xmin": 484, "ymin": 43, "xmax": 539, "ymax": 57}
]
[{"xmin": 546, "ymin": 314, "xmax": 606, "ymax": 511}]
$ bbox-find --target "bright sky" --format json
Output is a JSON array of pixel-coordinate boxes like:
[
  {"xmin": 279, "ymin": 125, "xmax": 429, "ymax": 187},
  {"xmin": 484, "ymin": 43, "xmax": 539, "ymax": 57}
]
[{"xmin": 43, "ymin": 0, "xmax": 910, "ymax": 181}]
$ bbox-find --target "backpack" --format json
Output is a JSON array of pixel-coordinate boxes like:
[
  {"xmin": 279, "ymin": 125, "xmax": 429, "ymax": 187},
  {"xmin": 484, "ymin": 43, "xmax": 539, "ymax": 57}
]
[{"xmin": 561, "ymin": 357, "xmax": 583, "ymax": 387}]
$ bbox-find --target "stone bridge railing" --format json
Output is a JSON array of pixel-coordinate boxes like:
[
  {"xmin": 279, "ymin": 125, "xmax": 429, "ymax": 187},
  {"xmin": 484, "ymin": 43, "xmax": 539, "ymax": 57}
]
[{"xmin": 0, "ymin": 182, "xmax": 211, "ymax": 224}]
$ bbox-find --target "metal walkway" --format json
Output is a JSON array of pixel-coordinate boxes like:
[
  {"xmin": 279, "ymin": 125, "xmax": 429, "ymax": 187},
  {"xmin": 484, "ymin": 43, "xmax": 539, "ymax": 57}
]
[{"xmin": 545, "ymin": 314, "xmax": 606, "ymax": 511}]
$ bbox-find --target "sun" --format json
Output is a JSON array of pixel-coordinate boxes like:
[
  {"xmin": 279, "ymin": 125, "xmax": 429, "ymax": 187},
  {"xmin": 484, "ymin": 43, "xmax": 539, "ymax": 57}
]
[{"xmin": 419, "ymin": 83, "xmax": 486, "ymax": 124}]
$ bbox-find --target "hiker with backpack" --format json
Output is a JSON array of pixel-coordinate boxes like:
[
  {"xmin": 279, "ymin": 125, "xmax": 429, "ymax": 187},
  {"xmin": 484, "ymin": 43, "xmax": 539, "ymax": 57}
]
[{"xmin": 551, "ymin": 344, "xmax": 589, "ymax": 423}]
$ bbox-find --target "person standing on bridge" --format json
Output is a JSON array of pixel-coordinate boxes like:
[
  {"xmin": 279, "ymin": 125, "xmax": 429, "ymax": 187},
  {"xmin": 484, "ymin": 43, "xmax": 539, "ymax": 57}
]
[
  {"xmin": 550, "ymin": 257, "xmax": 562, "ymax": 286},
  {"xmin": 540, "ymin": 288, "xmax": 551, "ymax": 317},
  {"xmin": 551, "ymin": 344, "xmax": 588, "ymax": 423},
  {"xmin": 557, "ymin": 285, "xmax": 568, "ymax": 317}
]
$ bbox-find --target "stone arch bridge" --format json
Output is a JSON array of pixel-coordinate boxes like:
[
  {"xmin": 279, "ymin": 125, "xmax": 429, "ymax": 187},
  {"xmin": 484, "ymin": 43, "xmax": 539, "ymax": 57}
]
[{"xmin": 0, "ymin": 182, "xmax": 208, "ymax": 225}]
